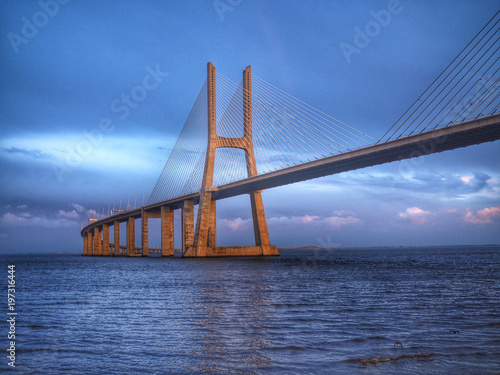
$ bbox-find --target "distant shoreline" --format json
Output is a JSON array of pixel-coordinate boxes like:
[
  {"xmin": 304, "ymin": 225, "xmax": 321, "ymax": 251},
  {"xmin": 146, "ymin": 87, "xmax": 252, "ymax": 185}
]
[{"xmin": 278, "ymin": 244, "xmax": 500, "ymax": 251}]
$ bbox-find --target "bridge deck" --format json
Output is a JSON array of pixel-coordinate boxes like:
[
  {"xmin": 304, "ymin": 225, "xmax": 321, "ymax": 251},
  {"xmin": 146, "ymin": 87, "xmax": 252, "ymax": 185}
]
[
  {"xmin": 81, "ymin": 114, "xmax": 500, "ymax": 236},
  {"xmin": 211, "ymin": 114, "xmax": 500, "ymax": 199}
]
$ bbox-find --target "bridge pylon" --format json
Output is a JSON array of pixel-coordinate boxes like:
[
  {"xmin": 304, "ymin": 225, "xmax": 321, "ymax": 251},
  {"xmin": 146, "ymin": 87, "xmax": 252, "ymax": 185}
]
[{"xmin": 183, "ymin": 62, "xmax": 279, "ymax": 257}]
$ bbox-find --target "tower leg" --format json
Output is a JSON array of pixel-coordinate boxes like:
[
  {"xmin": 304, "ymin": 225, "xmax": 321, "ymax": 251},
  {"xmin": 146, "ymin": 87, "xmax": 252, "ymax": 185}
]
[
  {"xmin": 182, "ymin": 200, "xmax": 195, "ymax": 256},
  {"xmin": 208, "ymin": 199, "xmax": 216, "ymax": 248},
  {"xmin": 188, "ymin": 62, "xmax": 278, "ymax": 257}
]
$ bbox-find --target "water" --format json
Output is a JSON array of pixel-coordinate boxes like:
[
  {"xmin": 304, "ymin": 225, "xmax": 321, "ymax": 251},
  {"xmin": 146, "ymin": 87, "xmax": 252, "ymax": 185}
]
[{"xmin": 1, "ymin": 246, "xmax": 499, "ymax": 374}]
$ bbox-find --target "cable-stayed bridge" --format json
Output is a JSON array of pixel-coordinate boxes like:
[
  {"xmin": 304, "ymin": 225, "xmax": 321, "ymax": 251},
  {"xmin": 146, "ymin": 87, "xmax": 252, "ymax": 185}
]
[{"xmin": 81, "ymin": 13, "xmax": 500, "ymax": 257}]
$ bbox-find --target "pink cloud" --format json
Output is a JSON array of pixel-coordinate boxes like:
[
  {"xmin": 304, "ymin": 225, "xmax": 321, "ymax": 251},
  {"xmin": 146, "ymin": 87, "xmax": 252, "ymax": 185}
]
[
  {"xmin": 223, "ymin": 217, "xmax": 252, "ymax": 231},
  {"xmin": 399, "ymin": 207, "xmax": 430, "ymax": 225},
  {"xmin": 301, "ymin": 215, "xmax": 320, "ymax": 223},
  {"xmin": 464, "ymin": 206, "xmax": 500, "ymax": 224}
]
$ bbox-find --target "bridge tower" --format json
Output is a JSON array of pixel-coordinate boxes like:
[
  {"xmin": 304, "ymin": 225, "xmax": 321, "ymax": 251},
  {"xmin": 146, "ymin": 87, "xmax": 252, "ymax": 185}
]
[{"xmin": 183, "ymin": 62, "xmax": 279, "ymax": 257}]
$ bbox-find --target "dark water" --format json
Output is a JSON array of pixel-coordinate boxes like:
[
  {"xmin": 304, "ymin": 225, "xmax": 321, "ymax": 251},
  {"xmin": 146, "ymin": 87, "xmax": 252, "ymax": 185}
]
[{"xmin": 1, "ymin": 246, "xmax": 499, "ymax": 374}]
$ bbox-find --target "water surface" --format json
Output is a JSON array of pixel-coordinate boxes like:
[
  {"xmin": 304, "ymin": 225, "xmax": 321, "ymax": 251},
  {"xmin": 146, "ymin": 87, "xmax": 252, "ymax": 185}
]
[{"xmin": 2, "ymin": 246, "xmax": 499, "ymax": 374}]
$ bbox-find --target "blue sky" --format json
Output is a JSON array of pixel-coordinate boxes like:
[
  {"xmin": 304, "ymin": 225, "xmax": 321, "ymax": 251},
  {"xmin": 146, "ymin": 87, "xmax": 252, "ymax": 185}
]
[{"xmin": 1, "ymin": 0, "xmax": 499, "ymax": 253}]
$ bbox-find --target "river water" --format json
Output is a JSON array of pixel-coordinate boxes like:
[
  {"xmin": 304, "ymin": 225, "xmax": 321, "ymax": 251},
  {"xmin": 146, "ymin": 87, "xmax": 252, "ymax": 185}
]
[{"xmin": 2, "ymin": 246, "xmax": 499, "ymax": 374}]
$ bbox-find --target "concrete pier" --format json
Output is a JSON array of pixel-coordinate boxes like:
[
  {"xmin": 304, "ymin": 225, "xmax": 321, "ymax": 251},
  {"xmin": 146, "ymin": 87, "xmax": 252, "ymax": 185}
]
[
  {"xmin": 114, "ymin": 220, "xmax": 120, "ymax": 255},
  {"xmin": 87, "ymin": 231, "xmax": 93, "ymax": 255},
  {"xmin": 161, "ymin": 206, "xmax": 174, "ymax": 256},
  {"xmin": 141, "ymin": 208, "xmax": 149, "ymax": 257},
  {"xmin": 102, "ymin": 224, "xmax": 110, "ymax": 256},
  {"xmin": 94, "ymin": 226, "xmax": 102, "ymax": 256},
  {"xmin": 128, "ymin": 217, "xmax": 139, "ymax": 256}
]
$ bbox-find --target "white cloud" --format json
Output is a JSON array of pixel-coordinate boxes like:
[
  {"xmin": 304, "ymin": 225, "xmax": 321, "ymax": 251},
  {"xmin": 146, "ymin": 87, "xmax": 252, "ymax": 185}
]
[
  {"xmin": 325, "ymin": 210, "xmax": 361, "ymax": 227},
  {"xmin": 72, "ymin": 203, "xmax": 86, "ymax": 212},
  {"xmin": 266, "ymin": 212, "xmax": 361, "ymax": 228},
  {"xmin": 399, "ymin": 207, "xmax": 431, "ymax": 225},
  {"xmin": 1, "ymin": 212, "xmax": 77, "ymax": 228},
  {"xmin": 57, "ymin": 209, "xmax": 80, "ymax": 219}
]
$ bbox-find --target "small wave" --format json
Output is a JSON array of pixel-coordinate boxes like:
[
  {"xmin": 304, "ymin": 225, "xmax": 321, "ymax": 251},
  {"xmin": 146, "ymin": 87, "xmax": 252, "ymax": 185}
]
[
  {"xmin": 347, "ymin": 338, "xmax": 365, "ymax": 343},
  {"xmin": 270, "ymin": 345, "xmax": 305, "ymax": 351},
  {"xmin": 346, "ymin": 352, "xmax": 434, "ymax": 365},
  {"xmin": 345, "ymin": 336, "xmax": 388, "ymax": 343},
  {"xmin": 29, "ymin": 325, "xmax": 58, "ymax": 330}
]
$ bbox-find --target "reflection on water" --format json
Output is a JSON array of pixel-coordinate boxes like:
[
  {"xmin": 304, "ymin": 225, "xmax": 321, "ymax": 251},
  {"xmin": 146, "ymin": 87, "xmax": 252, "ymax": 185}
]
[
  {"xmin": 3, "ymin": 246, "xmax": 500, "ymax": 374},
  {"xmin": 185, "ymin": 262, "xmax": 273, "ymax": 373}
]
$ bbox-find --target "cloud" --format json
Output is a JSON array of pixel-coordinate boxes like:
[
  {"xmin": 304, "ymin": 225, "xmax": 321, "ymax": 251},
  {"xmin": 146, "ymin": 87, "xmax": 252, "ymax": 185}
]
[
  {"xmin": 222, "ymin": 217, "xmax": 252, "ymax": 231},
  {"xmin": 1, "ymin": 212, "xmax": 77, "ymax": 228},
  {"xmin": 267, "ymin": 212, "xmax": 361, "ymax": 228},
  {"xmin": 327, "ymin": 170, "xmax": 494, "ymax": 198},
  {"xmin": 57, "ymin": 209, "xmax": 80, "ymax": 219},
  {"xmin": 461, "ymin": 176, "xmax": 472, "ymax": 183},
  {"xmin": 16, "ymin": 204, "xmax": 27, "ymax": 209},
  {"xmin": 1, "ymin": 147, "xmax": 54, "ymax": 160},
  {"xmin": 325, "ymin": 210, "xmax": 361, "ymax": 227},
  {"xmin": 464, "ymin": 206, "xmax": 500, "ymax": 224},
  {"xmin": 71, "ymin": 203, "xmax": 86, "ymax": 213},
  {"xmin": 0, "ymin": 133, "xmax": 175, "ymax": 174},
  {"xmin": 399, "ymin": 207, "xmax": 431, "ymax": 225},
  {"xmin": 301, "ymin": 215, "xmax": 320, "ymax": 223}
]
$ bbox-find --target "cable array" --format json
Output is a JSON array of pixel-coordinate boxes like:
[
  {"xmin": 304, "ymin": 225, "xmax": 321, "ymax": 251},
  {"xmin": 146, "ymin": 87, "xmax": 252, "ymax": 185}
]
[
  {"xmin": 251, "ymin": 74, "xmax": 375, "ymax": 173},
  {"xmin": 213, "ymin": 72, "xmax": 375, "ymax": 185},
  {"xmin": 380, "ymin": 11, "xmax": 500, "ymax": 143},
  {"xmin": 148, "ymin": 81, "xmax": 208, "ymax": 204}
]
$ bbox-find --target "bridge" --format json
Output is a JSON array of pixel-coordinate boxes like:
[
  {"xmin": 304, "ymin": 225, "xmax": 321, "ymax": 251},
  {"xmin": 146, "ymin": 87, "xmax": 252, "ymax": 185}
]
[{"xmin": 81, "ymin": 13, "xmax": 500, "ymax": 257}]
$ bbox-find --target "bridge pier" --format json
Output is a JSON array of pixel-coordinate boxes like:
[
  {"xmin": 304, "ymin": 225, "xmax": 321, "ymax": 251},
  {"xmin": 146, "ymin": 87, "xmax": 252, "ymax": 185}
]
[
  {"xmin": 127, "ymin": 217, "xmax": 140, "ymax": 256},
  {"xmin": 87, "ymin": 230, "xmax": 93, "ymax": 255},
  {"xmin": 161, "ymin": 206, "xmax": 174, "ymax": 256},
  {"xmin": 93, "ymin": 226, "xmax": 102, "ymax": 256},
  {"xmin": 102, "ymin": 224, "xmax": 110, "ymax": 256},
  {"xmin": 141, "ymin": 209, "xmax": 149, "ymax": 257},
  {"xmin": 83, "ymin": 233, "xmax": 87, "ymax": 255},
  {"xmin": 114, "ymin": 220, "xmax": 121, "ymax": 255}
]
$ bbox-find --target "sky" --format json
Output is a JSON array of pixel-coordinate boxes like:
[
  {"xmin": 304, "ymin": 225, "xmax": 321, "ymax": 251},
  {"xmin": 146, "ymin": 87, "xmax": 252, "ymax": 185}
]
[{"xmin": 0, "ymin": 0, "xmax": 499, "ymax": 254}]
